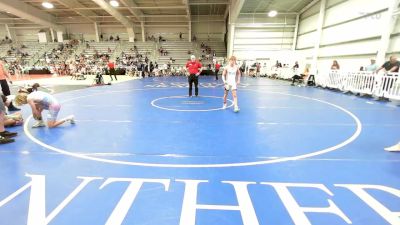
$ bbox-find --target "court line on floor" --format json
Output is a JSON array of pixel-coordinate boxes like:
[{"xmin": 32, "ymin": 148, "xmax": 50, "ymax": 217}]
[{"xmin": 24, "ymin": 87, "xmax": 362, "ymax": 168}]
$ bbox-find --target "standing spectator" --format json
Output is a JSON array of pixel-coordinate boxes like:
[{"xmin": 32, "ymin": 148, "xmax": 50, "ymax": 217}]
[
  {"xmin": 365, "ymin": 59, "xmax": 378, "ymax": 72},
  {"xmin": 256, "ymin": 63, "xmax": 261, "ymax": 76},
  {"xmin": 331, "ymin": 60, "xmax": 340, "ymax": 70},
  {"xmin": 179, "ymin": 32, "xmax": 183, "ymax": 40},
  {"xmin": 108, "ymin": 60, "xmax": 117, "ymax": 81},
  {"xmin": 215, "ymin": 61, "xmax": 221, "ymax": 80},
  {"xmin": 0, "ymin": 59, "xmax": 19, "ymax": 111},
  {"xmin": 186, "ymin": 55, "xmax": 202, "ymax": 97},
  {"xmin": 375, "ymin": 55, "xmax": 399, "ymax": 73},
  {"xmin": 100, "ymin": 34, "xmax": 103, "ymax": 41},
  {"xmin": 293, "ymin": 61, "xmax": 299, "ymax": 70}
]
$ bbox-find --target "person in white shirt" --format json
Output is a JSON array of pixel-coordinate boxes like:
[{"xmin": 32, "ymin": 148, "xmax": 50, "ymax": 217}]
[
  {"xmin": 14, "ymin": 83, "xmax": 75, "ymax": 128},
  {"xmin": 365, "ymin": 59, "xmax": 378, "ymax": 72},
  {"xmin": 222, "ymin": 56, "xmax": 241, "ymax": 112}
]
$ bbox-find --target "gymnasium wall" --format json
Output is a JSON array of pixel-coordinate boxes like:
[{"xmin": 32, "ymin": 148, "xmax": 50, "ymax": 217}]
[
  {"xmin": 232, "ymin": 14, "xmax": 297, "ymax": 59},
  {"xmin": 296, "ymin": 0, "xmax": 400, "ymax": 73}
]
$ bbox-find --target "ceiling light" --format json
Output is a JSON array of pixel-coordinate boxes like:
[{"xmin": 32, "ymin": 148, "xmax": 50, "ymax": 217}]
[
  {"xmin": 268, "ymin": 10, "xmax": 278, "ymax": 17},
  {"xmin": 110, "ymin": 0, "xmax": 119, "ymax": 7},
  {"xmin": 42, "ymin": 2, "xmax": 54, "ymax": 9}
]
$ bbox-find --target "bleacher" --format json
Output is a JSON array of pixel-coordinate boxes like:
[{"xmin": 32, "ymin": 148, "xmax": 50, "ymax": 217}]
[
  {"xmin": 81, "ymin": 42, "xmax": 118, "ymax": 58},
  {"xmin": 2, "ymin": 42, "xmax": 47, "ymax": 65},
  {"xmin": 35, "ymin": 42, "xmax": 78, "ymax": 66},
  {"xmin": 0, "ymin": 40, "xmax": 227, "ymax": 71},
  {"xmin": 158, "ymin": 41, "xmax": 194, "ymax": 67},
  {"xmin": 122, "ymin": 42, "xmax": 155, "ymax": 59}
]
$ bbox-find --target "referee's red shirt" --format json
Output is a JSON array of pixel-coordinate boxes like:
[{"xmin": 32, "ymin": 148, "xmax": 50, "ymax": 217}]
[{"xmin": 186, "ymin": 61, "xmax": 202, "ymax": 74}]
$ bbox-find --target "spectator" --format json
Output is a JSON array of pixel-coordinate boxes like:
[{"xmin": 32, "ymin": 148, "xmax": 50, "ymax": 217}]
[
  {"xmin": 192, "ymin": 35, "xmax": 197, "ymax": 42},
  {"xmin": 215, "ymin": 61, "xmax": 221, "ymax": 80},
  {"xmin": 0, "ymin": 98, "xmax": 17, "ymax": 144},
  {"xmin": 179, "ymin": 32, "xmax": 183, "ymax": 40},
  {"xmin": 291, "ymin": 67, "xmax": 310, "ymax": 86},
  {"xmin": 0, "ymin": 59, "xmax": 19, "ymax": 111},
  {"xmin": 331, "ymin": 60, "xmax": 340, "ymax": 70},
  {"xmin": 375, "ymin": 55, "xmax": 399, "ymax": 73},
  {"xmin": 108, "ymin": 60, "xmax": 117, "ymax": 81},
  {"xmin": 100, "ymin": 34, "xmax": 103, "ymax": 41},
  {"xmin": 110, "ymin": 35, "xmax": 114, "ymax": 41},
  {"xmin": 116, "ymin": 35, "xmax": 120, "ymax": 41},
  {"xmin": 293, "ymin": 61, "xmax": 299, "ymax": 70},
  {"xmin": 365, "ymin": 59, "xmax": 378, "ymax": 72}
]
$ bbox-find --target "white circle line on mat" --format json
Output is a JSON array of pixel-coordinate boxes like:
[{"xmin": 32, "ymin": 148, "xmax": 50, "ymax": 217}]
[{"xmin": 24, "ymin": 88, "xmax": 362, "ymax": 168}]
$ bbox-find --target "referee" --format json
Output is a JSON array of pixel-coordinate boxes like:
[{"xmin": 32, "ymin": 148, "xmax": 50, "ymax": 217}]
[{"xmin": 186, "ymin": 55, "xmax": 202, "ymax": 97}]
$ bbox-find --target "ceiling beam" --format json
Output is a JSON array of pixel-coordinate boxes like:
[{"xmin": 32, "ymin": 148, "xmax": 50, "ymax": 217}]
[
  {"xmin": 139, "ymin": 14, "xmax": 188, "ymax": 17},
  {"xmin": 120, "ymin": 0, "xmax": 144, "ymax": 22},
  {"xmin": 224, "ymin": 2, "xmax": 230, "ymax": 20},
  {"xmin": 71, "ymin": 6, "xmax": 186, "ymax": 10},
  {"xmin": 92, "ymin": 0, "xmax": 134, "ymax": 28},
  {"xmin": 55, "ymin": 0, "xmax": 97, "ymax": 22},
  {"xmin": 189, "ymin": 2, "xmax": 229, "ymax": 5},
  {"xmin": 0, "ymin": 0, "xmax": 62, "ymax": 30},
  {"xmin": 299, "ymin": 0, "xmax": 320, "ymax": 14},
  {"xmin": 229, "ymin": 0, "xmax": 245, "ymax": 23},
  {"xmin": 183, "ymin": 0, "xmax": 191, "ymax": 20}
]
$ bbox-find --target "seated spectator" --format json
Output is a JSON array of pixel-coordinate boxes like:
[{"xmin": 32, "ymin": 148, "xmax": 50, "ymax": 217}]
[
  {"xmin": 116, "ymin": 35, "xmax": 120, "ymax": 41},
  {"xmin": 110, "ymin": 35, "xmax": 114, "ymax": 41},
  {"xmin": 331, "ymin": 60, "xmax": 340, "ymax": 70},
  {"xmin": 375, "ymin": 55, "xmax": 399, "ymax": 73},
  {"xmin": 291, "ymin": 67, "xmax": 310, "ymax": 86},
  {"xmin": 365, "ymin": 59, "xmax": 378, "ymax": 72}
]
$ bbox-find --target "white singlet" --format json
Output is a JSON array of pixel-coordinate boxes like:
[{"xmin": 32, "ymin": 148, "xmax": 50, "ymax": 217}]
[{"xmin": 225, "ymin": 65, "xmax": 238, "ymax": 89}]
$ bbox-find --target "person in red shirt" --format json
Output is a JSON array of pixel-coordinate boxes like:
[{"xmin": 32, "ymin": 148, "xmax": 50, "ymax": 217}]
[
  {"xmin": 215, "ymin": 61, "xmax": 221, "ymax": 80},
  {"xmin": 0, "ymin": 59, "xmax": 19, "ymax": 111},
  {"xmin": 186, "ymin": 55, "xmax": 202, "ymax": 97},
  {"xmin": 108, "ymin": 60, "xmax": 117, "ymax": 81}
]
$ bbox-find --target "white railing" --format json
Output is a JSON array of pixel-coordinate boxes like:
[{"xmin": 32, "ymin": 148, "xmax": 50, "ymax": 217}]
[
  {"xmin": 266, "ymin": 67, "xmax": 298, "ymax": 79},
  {"xmin": 316, "ymin": 70, "xmax": 400, "ymax": 100}
]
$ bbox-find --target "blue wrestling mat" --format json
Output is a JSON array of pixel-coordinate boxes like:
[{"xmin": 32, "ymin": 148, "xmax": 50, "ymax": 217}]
[{"xmin": 0, "ymin": 76, "xmax": 399, "ymax": 225}]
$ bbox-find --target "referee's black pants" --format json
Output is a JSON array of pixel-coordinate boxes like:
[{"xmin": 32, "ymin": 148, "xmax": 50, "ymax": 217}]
[
  {"xmin": 0, "ymin": 79, "xmax": 10, "ymax": 96},
  {"xmin": 188, "ymin": 74, "xmax": 199, "ymax": 97}
]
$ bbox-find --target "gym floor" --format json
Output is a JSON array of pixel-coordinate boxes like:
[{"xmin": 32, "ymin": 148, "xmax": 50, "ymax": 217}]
[{"xmin": 1, "ymin": 76, "xmax": 399, "ymax": 225}]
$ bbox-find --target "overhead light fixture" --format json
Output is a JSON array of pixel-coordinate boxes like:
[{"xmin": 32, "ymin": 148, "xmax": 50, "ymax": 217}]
[
  {"xmin": 42, "ymin": 2, "xmax": 54, "ymax": 9},
  {"xmin": 268, "ymin": 10, "xmax": 278, "ymax": 17},
  {"xmin": 110, "ymin": 0, "xmax": 119, "ymax": 7}
]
